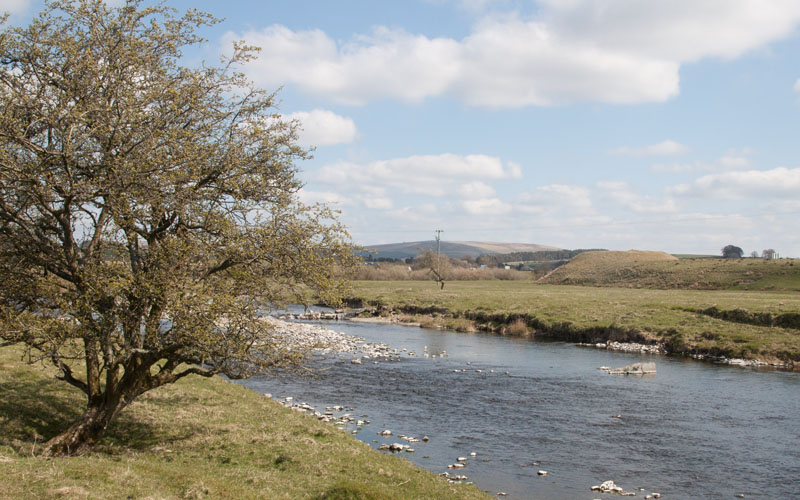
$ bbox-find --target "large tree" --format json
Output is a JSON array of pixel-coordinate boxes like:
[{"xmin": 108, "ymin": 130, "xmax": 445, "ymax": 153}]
[
  {"xmin": 0, "ymin": 0, "xmax": 356, "ymax": 455},
  {"xmin": 721, "ymin": 245, "xmax": 744, "ymax": 259}
]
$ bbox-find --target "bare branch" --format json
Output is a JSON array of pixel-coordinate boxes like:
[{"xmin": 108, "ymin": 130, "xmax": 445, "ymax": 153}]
[{"xmin": 52, "ymin": 357, "xmax": 90, "ymax": 395}]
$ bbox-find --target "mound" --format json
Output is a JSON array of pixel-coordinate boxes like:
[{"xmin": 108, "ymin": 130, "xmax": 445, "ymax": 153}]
[{"xmin": 537, "ymin": 250, "xmax": 678, "ymax": 286}]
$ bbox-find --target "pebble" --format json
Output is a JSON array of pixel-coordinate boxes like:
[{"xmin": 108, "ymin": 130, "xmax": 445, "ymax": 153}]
[
  {"xmin": 259, "ymin": 316, "xmax": 400, "ymax": 360},
  {"xmin": 583, "ymin": 341, "xmax": 664, "ymax": 355}
]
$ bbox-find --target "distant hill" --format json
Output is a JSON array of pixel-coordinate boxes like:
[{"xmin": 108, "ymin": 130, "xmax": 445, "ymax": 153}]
[{"xmin": 361, "ymin": 241, "xmax": 561, "ymax": 260}]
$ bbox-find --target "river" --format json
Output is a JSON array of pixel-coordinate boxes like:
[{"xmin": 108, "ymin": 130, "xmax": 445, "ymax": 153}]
[{"xmin": 237, "ymin": 318, "xmax": 800, "ymax": 499}]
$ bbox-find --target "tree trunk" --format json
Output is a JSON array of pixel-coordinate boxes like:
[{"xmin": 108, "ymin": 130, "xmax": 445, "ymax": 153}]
[{"xmin": 42, "ymin": 400, "xmax": 121, "ymax": 456}]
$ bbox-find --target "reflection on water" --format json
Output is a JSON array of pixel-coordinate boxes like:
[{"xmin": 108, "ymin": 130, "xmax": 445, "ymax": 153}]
[{"xmin": 238, "ymin": 320, "xmax": 800, "ymax": 500}]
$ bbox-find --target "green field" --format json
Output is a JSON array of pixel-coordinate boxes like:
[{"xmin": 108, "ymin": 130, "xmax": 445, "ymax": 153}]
[
  {"xmin": 0, "ymin": 346, "xmax": 488, "ymax": 500},
  {"xmin": 537, "ymin": 252, "xmax": 800, "ymax": 291},
  {"xmin": 351, "ymin": 280, "xmax": 800, "ymax": 363}
]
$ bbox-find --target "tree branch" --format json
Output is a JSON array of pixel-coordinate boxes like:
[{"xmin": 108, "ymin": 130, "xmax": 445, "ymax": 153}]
[{"xmin": 52, "ymin": 357, "xmax": 90, "ymax": 395}]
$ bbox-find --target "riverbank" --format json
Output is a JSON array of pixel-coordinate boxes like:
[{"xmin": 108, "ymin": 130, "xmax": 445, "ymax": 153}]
[
  {"xmin": 0, "ymin": 342, "xmax": 488, "ymax": 499},
  {"xmin": 348, "ymin": 281, "xmax": 800, "ymax": 368}
]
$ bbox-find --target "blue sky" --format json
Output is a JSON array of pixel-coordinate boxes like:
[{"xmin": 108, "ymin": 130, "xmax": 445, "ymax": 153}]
[{"xmin": 5, "ymin": 1, "xmax": 800, "ymax": 256}]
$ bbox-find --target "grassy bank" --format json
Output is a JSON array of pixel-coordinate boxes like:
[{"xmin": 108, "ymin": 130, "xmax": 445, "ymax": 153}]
[
  {"xmin": 537, "ymin": 253, "xmax": 800, "ymax": 290},
  {"xmin": 0, "ymin": 346, "xmax": 489, "ymax": 500},
  {"xmin": 350, "ymin": 281, "xmax": 800, "ymax": 363}
]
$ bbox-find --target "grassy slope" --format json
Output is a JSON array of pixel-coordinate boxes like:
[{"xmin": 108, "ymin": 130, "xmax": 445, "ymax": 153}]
[
  {"xmin": 352, "ymin": 281, "xmax": 800, "ymax": 362},
  {"xmin": 538, "ymin": 252, "xmax": 800, "ymax": 291},
  {"xmin": 0, "ymin": 346, "xmax": 488, "ymax": 500}
]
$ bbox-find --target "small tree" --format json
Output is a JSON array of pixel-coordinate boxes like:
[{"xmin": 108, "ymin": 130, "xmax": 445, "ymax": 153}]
[
  {"xmin": 721, "ymin": 245, "xmax": 744, "ymax": 259},
  {"xmin": 0, "ymin": 0, "xmax": 356, "ymax": 455},
  {"xmin": 413, "ymin": 250, "xmax": 451, "ymax": 288},
  {"xmin": 761, "ymin": 249, "xmax": 777, "ymax": 259}
]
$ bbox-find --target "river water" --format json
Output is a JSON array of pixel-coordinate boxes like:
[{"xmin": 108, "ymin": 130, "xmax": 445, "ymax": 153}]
[{"xmin": 238, "ymin": 319, "xmax": 800, "ymax": 500}]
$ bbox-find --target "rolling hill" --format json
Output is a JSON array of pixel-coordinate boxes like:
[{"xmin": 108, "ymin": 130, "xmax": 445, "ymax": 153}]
[{"xmin": 361, "ymin": 240, "xmax": 560, "ymax": 259}]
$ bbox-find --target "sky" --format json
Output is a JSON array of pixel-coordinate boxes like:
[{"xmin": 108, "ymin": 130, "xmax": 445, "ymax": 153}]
[{"xmin": 4, "ymin": 1, "xmax": 800, "ymax": 256}]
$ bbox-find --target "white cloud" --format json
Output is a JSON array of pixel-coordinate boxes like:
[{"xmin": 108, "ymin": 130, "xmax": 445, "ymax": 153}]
[
  {"xmin": 717, "ymin": 154, "xmax": 751, "ymax": 170},
  {"xmin": 608, "ymin": 140, "xmax": 690, "ymax": 157},
  {"xmin": 669, "ymin": 167, "xmax": 800, "ymax": 199},
  {"xmin": 284, "ymin": 109, "xmax": 358, "ymax": 147},
  {"xmin": 651, "ymin": 149, "xmax": 754, "ymax": 173},
  {"xmin": 296, "ymin": 189, "xmax": 354, "ymax": 207},
  {"xmin": 229, "ymin": 26, "xmax": 460, "ymax": 106},
  {"xmin": 458, "ymin": 181, "xmax": 496, "ymax": 198},
  {"xmin": 597, "ymin": 181, "xmax": 678, "ymax": 213},
  {"xmin": 316, "ymin": 153, "xmax": 522, "ymax": 197},
  {"xmin": 361, "ymin": 196, "xmax": 394, "ymax": 210},
  {"xmin": 794, "ymin": 78, "xmax": 800, "ymax": 94},
  {"xmin": 226, "ymin": 1, "xmax": 800, "ymax": 107},
  {"xmin": 542, "ymin": 0, "xmax": 800, "ymax": 62},
  {"xmin": 462, "ymin": 198, "xmax": 512, "ymax": 215},
  {"xmin": 517, "ymin": 184, "xmax": 593, "ymax": 212}
]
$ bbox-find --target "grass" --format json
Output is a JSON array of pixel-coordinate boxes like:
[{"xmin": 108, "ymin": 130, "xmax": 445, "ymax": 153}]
[
  {"xmin": 0, "ymin": 346, "xmax": 489, "ymax": 500},
  {"xmin": 537, "ymin": 252, "xmax": 800, "ymax": 291},
  {"xmin": 351, "ymin": 280, "xmax": 800, "ymax": 362}
]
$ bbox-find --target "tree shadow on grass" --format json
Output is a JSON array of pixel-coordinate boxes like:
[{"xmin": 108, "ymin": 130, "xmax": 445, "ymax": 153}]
[
  {"xmin": 0, "ymin": 376, "xmax": 81, "ymax": 447},
  {"xmin": 0, "ymin": 370, "xmax": 190, "ymax": 454}
]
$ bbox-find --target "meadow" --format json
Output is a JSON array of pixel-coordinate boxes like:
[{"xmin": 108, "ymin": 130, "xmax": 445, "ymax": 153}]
[
  {"xmin": 351, "ymin": 279, "xmax": 800, "ymax": 363},
  {"xmin": 538, "ymin": 252, "xmax": 800, "ymax": 290}
]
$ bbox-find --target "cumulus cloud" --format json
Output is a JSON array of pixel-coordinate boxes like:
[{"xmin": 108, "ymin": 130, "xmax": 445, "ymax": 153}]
[
  {"xmin": 316, "ymin": 153, "xmax": 522, "ymax": 197},
  {"xmin": 651, "ymin": 149, "xmax": 753, "ymax": 173},
  {"xmin": 597, "ymin": 181, "xmax": 678, "ymax": 213},
  {"xmin": 284, "ymin": 109, "xmax": 358, "ymax": 147},
  {"xmin": 362, "ymin": 196, "xmax": 394, "ymax": 210},
  {"xmin": 458, "ymin": 181, "xmax": 496, "ymax": 198},
  {"xmin": 608, "ymin": 140, "xmax": 690, "ymax": 157},
  {"xmin": 296, "ymin": 189, "xmax": 355, "ymax": 207},
  {"xmin": 225, "ymin": 1, "xmax": 800, "ymax": 107},
  {"xmin": 541, "ymin": 0, "xmax": 800, "ymax": 62},
  {"xmin": 669, "ymin": 167, "xmax": 800, "ymax": 199},
  {"xmin": 517, "ymin": 184, "xmax": 593, "ymax": 213},
  {"xmin": 230, "ymin": 26, "xmax": 460, "ymax": 106},
  {"xmin": 462, "ymin": 198, "xmax": 512, "ymax": 215}
]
